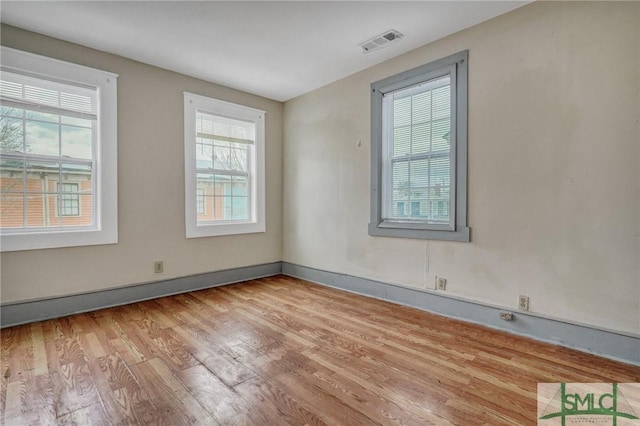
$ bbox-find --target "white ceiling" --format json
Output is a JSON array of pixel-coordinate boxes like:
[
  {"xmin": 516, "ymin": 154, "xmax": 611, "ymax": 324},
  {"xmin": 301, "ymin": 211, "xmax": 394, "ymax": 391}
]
[{"xmin": 1, "ymin": 1, "xmax": 528, "ymax": 102}]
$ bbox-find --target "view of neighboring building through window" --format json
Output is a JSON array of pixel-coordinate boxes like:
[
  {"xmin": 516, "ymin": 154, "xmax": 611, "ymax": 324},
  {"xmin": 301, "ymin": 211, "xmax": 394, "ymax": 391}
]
[
  {"xmin": 0, "ymin": 47, "xmax": 118, "ymax": 252},
  {"xmin": 184, "ymin": 93, "xmax": 265, "ymax": 238},
  {"xmin": 369, "ymin": 50, "xmax": 470, "ymax": 241}
]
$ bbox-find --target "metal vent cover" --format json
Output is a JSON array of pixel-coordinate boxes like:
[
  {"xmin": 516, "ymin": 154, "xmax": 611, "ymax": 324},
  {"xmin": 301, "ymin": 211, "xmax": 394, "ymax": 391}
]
[{"xmin": 360, "ymin": 30, "xmax": 404, "ymax": 54}]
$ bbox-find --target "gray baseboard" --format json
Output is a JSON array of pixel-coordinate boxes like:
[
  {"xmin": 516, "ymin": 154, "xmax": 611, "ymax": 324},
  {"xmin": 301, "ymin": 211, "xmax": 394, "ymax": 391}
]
[
  {"xmin": 3, "ymin": 260, "xmax": 638, "ymax": 366},
  {"xmin": 1, "ymin": 262, "xmax": 282, "ymax": 328},
  {"xmin": 282, "ymin": 262, "xmax": 640, "ymax": 366}
]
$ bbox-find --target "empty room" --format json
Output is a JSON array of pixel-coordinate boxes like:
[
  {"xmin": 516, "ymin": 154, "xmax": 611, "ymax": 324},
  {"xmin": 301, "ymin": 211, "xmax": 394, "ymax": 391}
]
[{"xmin": 0, "ymin": 1, "xmax": 639, "ymax": 425}]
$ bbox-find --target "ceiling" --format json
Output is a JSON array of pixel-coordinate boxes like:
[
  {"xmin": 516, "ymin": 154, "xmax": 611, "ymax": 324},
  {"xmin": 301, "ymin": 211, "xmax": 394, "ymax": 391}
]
[{"xmin": 0, "ymin": 1, "xmax": 528, "ymax": 102}]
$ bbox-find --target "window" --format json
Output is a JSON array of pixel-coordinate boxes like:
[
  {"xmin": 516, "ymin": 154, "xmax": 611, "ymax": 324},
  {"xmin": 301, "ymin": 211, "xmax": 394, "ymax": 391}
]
[
  {"xmin": 369, "ymin": 50, "xmax": 470, "ymax": 241},
  {"xmin": 184, "ymin": 93, "xmax": 265, "ymax": 238},
  {"xmin": 57, "ymin": 183, "xmax": 80, "ymax": 216},
  {"xmin": 0, "ymin": 47, "xmax": 118, "ymax": 251}
]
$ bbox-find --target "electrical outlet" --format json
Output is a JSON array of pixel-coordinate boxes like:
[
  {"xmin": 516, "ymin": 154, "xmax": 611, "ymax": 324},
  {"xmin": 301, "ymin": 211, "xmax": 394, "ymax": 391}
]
[
  {"xmin": 436, "ymin": 276, "xmax": 447, "ymax": 291},
  {"xmin": 518, "ymin": 295, "xmax": 529, "ymax": 311},
  {"xmin": 154, "ymin": 261, "xmax": 164, "ymax": 274},
  {"xmin": 500, "ymin": 312, "xmax": 514, "ymax": 321}
]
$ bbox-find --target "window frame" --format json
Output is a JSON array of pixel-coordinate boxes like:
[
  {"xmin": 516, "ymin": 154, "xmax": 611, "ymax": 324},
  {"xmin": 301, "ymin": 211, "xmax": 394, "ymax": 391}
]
[
  {"xmin": 183, "ymin": 92, "xmax": 266, "ymax": 238},
  {"xmin": 0, "ymin": 46, "xmax": 118, "ymax": 252},
  {"xmin": 369, "ymin": 50, "xmax": 470, "ymax": 242}
]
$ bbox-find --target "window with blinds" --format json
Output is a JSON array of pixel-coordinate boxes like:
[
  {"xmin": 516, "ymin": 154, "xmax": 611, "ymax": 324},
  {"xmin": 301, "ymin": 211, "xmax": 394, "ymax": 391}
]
[
  {"xmin": 0, "ymin": 46, "xmax": 118, "ymax": 252},
  {"xmin": 1, "ymin": 70, "xmax": 97, "ymax": 231},
  {"xmin": 384, "ymin": 75, "xmax": 452, "ymax": 223},
  {"xmin": 184, "ymin": 93, "xmax": 265, "ymax": 238},
  {"xmin": 369, "ymin": 50, "xmax": 470, "ymax": 242}
]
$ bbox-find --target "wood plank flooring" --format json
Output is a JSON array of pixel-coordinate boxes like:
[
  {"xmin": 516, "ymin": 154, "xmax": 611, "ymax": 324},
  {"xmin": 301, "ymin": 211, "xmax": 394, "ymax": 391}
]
[{"xmin": 1, "ymin": 275, "xmax": 639, "ymax": 425}]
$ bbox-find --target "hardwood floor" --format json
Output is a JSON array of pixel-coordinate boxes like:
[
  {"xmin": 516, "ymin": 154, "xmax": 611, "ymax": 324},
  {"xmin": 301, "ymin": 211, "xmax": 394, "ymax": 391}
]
[{"xmin": 1, "ymin": 275, "xmax": 638, "ymax": 425}]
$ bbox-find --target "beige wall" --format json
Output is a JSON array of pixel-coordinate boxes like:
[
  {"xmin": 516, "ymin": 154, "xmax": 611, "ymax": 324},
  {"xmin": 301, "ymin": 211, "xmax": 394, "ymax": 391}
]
[
  {"xmin": 0, "ymin": 25, "xmax": 283, "ymax": 303},
  {"xmin": 283, "ymin": 2, "xmax": 640, "ymax": 335}
]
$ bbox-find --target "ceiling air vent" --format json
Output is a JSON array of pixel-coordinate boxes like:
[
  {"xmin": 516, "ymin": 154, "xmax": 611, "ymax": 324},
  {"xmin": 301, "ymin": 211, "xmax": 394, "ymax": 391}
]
[{"xmin": 360, "ymin": 30, "xmax": 404, "ymax": 54}]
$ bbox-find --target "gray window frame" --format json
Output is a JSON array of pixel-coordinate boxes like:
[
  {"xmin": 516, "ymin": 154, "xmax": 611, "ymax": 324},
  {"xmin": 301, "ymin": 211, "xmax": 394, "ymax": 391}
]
[{"xmin": 369, "ymin": 50, "xmax": 470, "ymax": 242}]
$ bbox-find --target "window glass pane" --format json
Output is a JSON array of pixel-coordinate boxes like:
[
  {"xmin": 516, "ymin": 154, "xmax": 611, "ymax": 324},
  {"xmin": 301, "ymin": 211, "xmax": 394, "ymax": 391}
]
[
  {"xmin": 196, "ymin": 188, "xmax": 206, "ymax": 215},
  {"xmin": 430, "ymin": 156, "xmax": 450, "ymax": 222},
  {"xmin": 0, "ymin": 193, "xmax": 24, "ymax": 228},
  {"xmin": 229, "ymin": 147, "xmax": 248, "ymax": 172},
  {"xmin": 1, "ymin": 158, "xmax": 24, "ymax": 194},
  {"xmin": 393, "ymin": 127, "xmax": 410, "ymax": 156},
  {"xmin": 430, "ymin": 156, "xmax": 450, "ymax": 189},
  {"xmin": 411, "ymin": 201, "xmax": 421, "ymax": 217},
  {"xmin": 77, "ymin": 193, "xmax": 92, "ymax": 225},
  {"xmin": 1, "ymin": 106, "xmax": 23, "ymax": 118},
  {"xmin": 431, "ymin": 119, "xmax": 451, "ymax": 152},
  {"xmin": 214, "ymin": 175, "xmax": 231, "ymax": 196},
  {"xmin": 410, "ymin": 159, "xmax": 429, "ymax": 188},
  {"xmin": 214, "ymin": 146, "xmax": 230, "ymax": 169},
  {"xmin": 61, "ymin": 125, "xmax": 92, "ymax": 159},
  {"xmin": 232, "ymin": 175, "xmax": 248, "ymax": 196},
  {"xmin": 196, "ymin": 143, "xmax": 214, "ymax": 169},
  {"xmin": 0, "ymin": 116, "xmax": 24, "ymax": 153},
  {"xmin": 231, "ymin": 196, "xmax": 248, "ymax": 220},
  {"xmin": 26, "ymin": 120, "xmax": 59, "ymax": 156},
  {"xmin": 26, "ymin": 193, "xmax": 60, "ymax": 227},
  {"xmin": 432, "ymin": 84, "xmax": 450, "ymax": 120},
  {"xmin": 219, "ymin": 195, "xmax": 232, "ymax": 219},
  {"xmin": 394, "ymin": 201, "xmax": 406, "ymax": 217},
  {"xmin": 393, "ymin": 97, "xmax": 411, "ymax": 127},
  {"xmin": 198, "ymin": 195, "xmax": 215, "ymax": 220},
  {"xmin": 26, "ymin": 161, "xmax": 59, "ymax": 192},
  {"xmin": 412, "ymin": 91, "xmax": 431, "ymax": 124},
  {"xmin": 392, "ymin": 162, "xmax": 408, "ymax": 189},
  {"xmin": 62, "ymin": 164, "xmax": 92, "ymax": 193},
  {"xmin": 391, "ymin": 162, "xmax": 409, "ymax": 218},
  {"xmin": 411, "ymin": 123, "xmax": 430, "ymax": 154}
]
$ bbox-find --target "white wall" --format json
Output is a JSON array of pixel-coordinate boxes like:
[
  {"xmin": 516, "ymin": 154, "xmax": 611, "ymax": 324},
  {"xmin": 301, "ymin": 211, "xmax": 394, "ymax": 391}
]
[
  {"xmin": 283, "ymin": 1, "xmax": 640, "ymax": 335},
  {"xmin": 0, "ymin": 25, "xmax": 283, "ymax": 303}
]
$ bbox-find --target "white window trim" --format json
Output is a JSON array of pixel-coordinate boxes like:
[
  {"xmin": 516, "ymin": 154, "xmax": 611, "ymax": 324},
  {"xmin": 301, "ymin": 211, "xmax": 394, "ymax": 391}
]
[
  {"xmin": 0, "ymin": 47, "xmax": 118, "ymax": 252},
  {"xmin": 369, "ymin": 50, "xmax": 470, "ymax": 242},
  {"xmin": 184, "ymin": 92, "xmax": 265, "ymax": 238}
]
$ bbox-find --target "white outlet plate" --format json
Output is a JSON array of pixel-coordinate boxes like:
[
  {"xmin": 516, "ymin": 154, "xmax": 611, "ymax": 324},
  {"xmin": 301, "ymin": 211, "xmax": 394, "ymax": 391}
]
[
  {"xmin": 154, "ymin": 261, "xmax": 164, "ymax": 274},
  {"xmin": 436, "ymin": 276, "xmax": 447, "ymax": 291},
  {"xmin": 518, "ymin": 295, "xmax": 529, "ymax": 311}
]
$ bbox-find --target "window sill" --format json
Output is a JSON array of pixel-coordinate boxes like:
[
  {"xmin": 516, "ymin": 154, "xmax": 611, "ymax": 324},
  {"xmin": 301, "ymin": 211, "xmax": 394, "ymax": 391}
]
[
  {"xmin": 368, "ymin": 223, "xmax": 470, "ymax": 242},
  {"xmin": 186, "ymin": 222, "xmax": 266, "ymax": 239},
  {"xmin": 1, "ymin": 228, "xmax": 118, "ymax": 252}
]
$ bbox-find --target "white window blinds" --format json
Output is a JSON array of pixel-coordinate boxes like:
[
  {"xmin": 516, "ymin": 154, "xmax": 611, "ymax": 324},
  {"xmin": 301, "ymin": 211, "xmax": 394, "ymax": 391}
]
[{"xmin": 0, "ymin": 70, "xmax": 97, "ymax": 120}]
